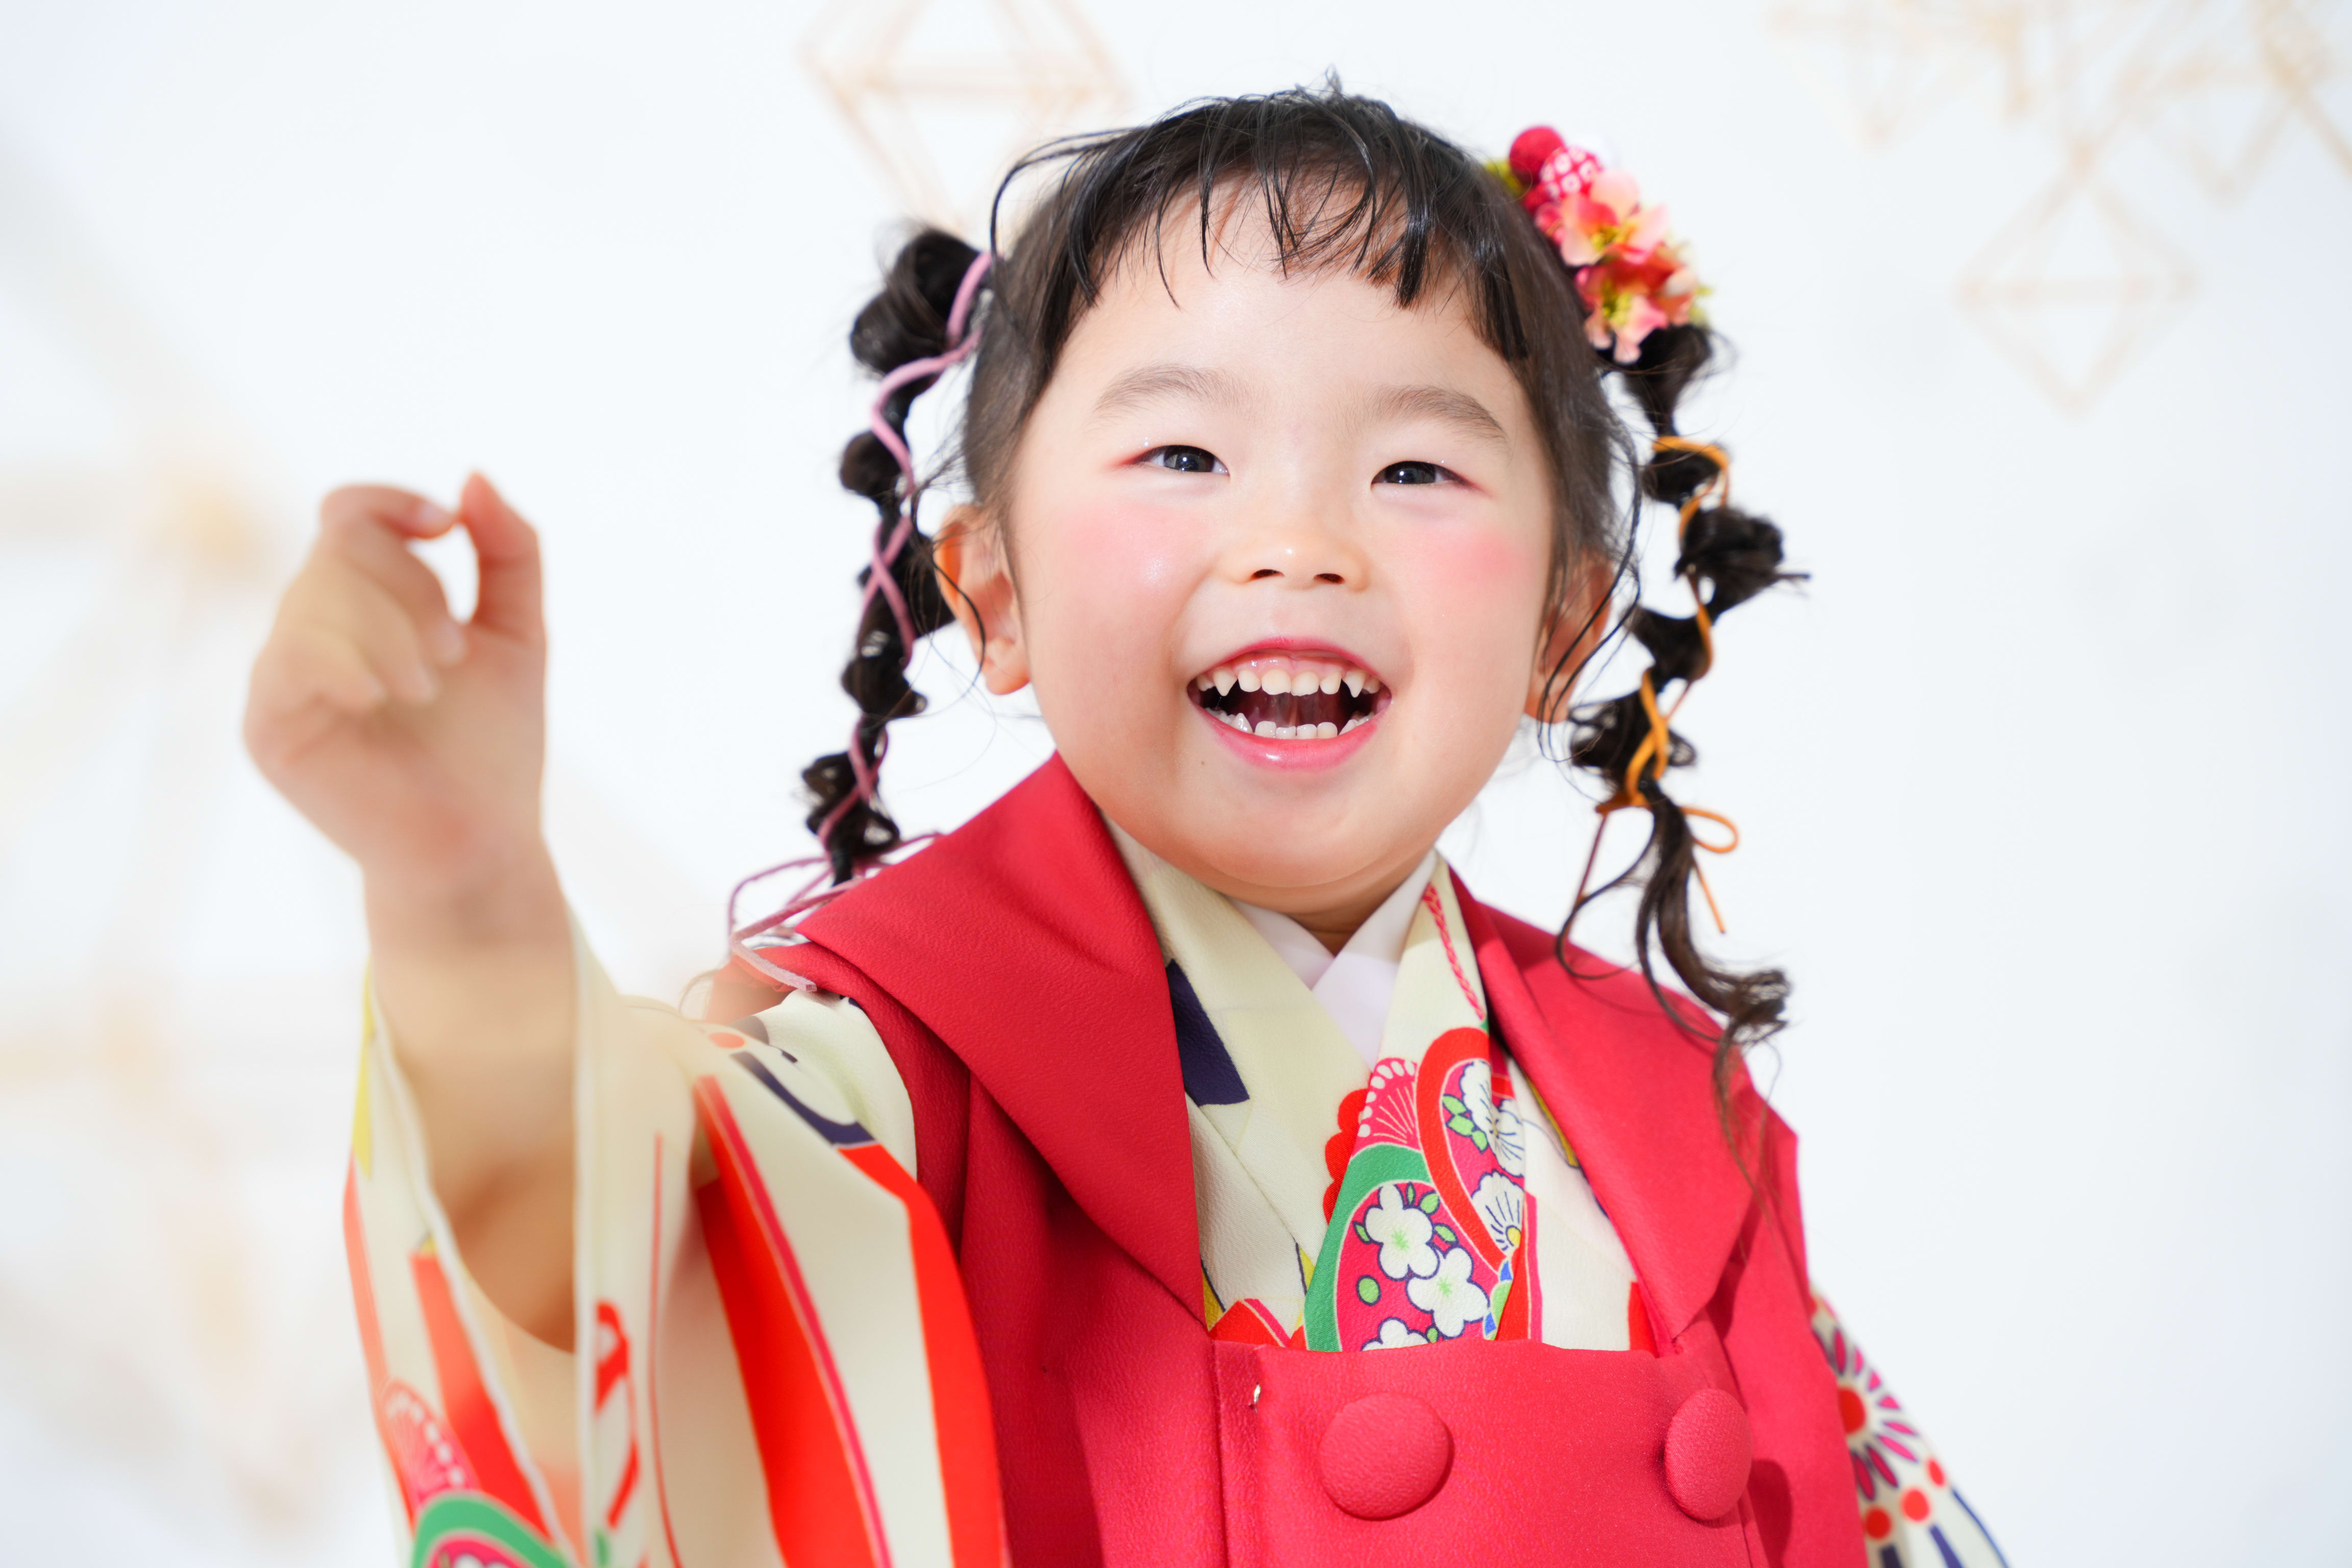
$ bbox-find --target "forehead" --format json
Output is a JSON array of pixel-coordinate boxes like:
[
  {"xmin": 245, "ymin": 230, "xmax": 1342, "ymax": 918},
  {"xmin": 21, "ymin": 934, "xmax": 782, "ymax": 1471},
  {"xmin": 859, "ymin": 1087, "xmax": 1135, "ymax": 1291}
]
[
  {"xmin": 1057, "ymin": 187, "xmax": 1509, "ymax": 396},
  {"xmin": 1095, "ymin": 179, "xmax": 1480, "ymax": 325}
]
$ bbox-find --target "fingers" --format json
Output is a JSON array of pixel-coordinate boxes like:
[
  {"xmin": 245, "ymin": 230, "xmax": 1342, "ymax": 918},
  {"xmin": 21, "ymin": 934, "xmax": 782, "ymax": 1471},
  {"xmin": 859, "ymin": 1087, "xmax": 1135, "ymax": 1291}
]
[
  {"xmin": 458, "ymin": 474, "xmax": 544, "ymax": 646},
  {"xmin": 256, "ymin": 558, "xmax": 445, "ymax": 727},
  {"xmin": 321, "ymin": 484, "xmax": 457, "ymax": 541},
  {"xmin": 250, "ymin": 616, "xmax": 390, "ymax": 727},
  {"xmin": 332, "ymin": 514, "xmax": 468, "ymax": 667},
  {"xmin": 303, "ymin": 473, "xmax": 543, "ymax": 656},
  {"xmin": 302, "ymin": 570, "xmax": 444, "ymax": 706},
  {"xmin": 248, "ymin": 475, "xmax": 543, "ymax": 774}
]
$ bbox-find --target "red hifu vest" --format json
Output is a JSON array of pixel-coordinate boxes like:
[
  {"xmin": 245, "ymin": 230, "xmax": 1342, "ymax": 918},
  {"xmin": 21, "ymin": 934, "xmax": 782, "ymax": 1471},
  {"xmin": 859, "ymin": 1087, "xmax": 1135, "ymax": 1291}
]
[{"xmin": 711, "ymin": 758, "xmax": 1863, "ymax": 1568}]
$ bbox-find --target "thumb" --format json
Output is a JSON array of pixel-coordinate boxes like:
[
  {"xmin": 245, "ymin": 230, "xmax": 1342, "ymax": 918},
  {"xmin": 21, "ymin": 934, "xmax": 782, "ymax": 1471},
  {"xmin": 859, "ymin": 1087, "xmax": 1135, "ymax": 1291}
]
[{"xmin": 459, "ymin": 473, "xmax": 545, "ymax": 646}]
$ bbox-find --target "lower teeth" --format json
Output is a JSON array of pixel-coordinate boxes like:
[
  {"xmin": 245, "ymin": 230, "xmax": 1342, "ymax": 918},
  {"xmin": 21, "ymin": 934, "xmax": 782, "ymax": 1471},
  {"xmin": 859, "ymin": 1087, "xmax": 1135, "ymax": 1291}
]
[{"xmin": 1212, "ymin": 704, "xmax": 1369, "ymax": 738}]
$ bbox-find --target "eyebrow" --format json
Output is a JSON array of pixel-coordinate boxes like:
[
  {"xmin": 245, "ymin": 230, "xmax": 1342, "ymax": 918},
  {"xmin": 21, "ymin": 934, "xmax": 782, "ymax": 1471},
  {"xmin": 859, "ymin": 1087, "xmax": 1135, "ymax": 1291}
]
[
  {"xmin": 1364, "ymin": 383, "xmax": 1508, "ymax": 445},
  {"xmin": 1091, "ymin": 363, "xmax": 1250, "ymax": 421},
  {"xmin": 1088, "ymin": 365, "xmax": 1507, "ymax": 448}
]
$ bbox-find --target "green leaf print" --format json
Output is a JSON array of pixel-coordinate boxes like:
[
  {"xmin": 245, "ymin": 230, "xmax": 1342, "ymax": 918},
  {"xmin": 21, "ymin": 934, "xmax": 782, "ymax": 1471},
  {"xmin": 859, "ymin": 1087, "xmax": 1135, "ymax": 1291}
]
[{"xmin": 410, "ymin": 1494, "xmax": 569, "ymax": 1568}]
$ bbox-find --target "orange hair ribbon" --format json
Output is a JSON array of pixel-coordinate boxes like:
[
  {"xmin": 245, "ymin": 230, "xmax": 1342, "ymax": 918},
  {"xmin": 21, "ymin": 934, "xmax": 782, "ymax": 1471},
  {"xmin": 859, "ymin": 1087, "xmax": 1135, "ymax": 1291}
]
[{"xmin": 1568, "ymin": 437, "xmax": 1744, "ymax": 939}]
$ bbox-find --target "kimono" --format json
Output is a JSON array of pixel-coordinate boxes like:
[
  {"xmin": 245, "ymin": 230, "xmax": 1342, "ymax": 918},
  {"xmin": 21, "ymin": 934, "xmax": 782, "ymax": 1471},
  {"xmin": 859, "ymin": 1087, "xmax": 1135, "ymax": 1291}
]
[{"xmin": 344, "ymin": 756, "xmax": 2005, "ymax": 1568}]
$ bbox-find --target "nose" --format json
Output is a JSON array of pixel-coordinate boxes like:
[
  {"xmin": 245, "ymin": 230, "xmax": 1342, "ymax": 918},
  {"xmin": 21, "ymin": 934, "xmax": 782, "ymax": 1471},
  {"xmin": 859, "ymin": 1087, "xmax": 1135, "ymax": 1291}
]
[{"xmin": 1224, "ymin": 490, "xmax": 1367, "ymax": 589}]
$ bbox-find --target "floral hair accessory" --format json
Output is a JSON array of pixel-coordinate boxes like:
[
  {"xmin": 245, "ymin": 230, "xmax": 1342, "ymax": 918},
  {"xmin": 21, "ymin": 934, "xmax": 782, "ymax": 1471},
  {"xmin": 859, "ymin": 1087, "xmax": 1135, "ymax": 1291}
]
[{"xmin": 1499, "ymin": 127, "xmax": 1704, "ymax": 364}]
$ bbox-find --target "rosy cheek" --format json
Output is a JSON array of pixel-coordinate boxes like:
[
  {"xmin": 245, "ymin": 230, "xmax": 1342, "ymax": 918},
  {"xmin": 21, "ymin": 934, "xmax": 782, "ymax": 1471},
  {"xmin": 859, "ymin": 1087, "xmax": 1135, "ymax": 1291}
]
[
  {"xmin": 1396, "ymin": 523, "xmax": 1550, "ymax": 656},
  {"xmin": 1020, "ymin": 498, "xmax": 1197, "ymax": 677},
  {"xmin": 1059, "ymin": 501, "xmax": 1192, "ymax": 596}
]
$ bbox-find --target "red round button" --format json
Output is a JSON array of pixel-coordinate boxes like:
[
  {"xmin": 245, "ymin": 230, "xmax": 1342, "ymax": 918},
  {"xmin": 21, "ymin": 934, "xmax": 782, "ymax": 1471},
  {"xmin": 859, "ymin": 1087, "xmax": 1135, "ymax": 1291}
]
[
  {"xmin": 1318, "ymin": 1392, "xmax": 1454, "ymax": 1520},
  {"xmin": 1663, "ymin": 1388, "xmax": 1752, "ymax": 1521}
]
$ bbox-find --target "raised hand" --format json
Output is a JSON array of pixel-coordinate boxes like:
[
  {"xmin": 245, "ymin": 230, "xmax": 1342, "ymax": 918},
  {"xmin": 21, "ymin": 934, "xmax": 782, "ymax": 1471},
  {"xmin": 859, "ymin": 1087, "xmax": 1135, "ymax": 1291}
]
[
  {"xmin": 247, "ymin": 473, "xmax": 576, "ymax": 1344},
  {"xmin": 246, "ymin": 474, "xmax": 560, "ymax": 942}
]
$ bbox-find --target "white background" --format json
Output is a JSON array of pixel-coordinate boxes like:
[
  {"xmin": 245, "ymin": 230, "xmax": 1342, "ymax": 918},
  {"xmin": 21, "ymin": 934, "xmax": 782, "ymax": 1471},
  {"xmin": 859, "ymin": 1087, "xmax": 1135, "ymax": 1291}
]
[{"xmin": 2, "ymin": 0, "xmax": 2347, "ymax": 1561}]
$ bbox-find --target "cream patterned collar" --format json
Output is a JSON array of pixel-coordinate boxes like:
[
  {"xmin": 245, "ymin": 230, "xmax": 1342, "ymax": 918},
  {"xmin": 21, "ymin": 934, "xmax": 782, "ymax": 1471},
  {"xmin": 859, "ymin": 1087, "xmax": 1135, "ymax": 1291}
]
[{"xmin": 1231, "ymin": 855, "xmax": 1436, "ymax": 1068}]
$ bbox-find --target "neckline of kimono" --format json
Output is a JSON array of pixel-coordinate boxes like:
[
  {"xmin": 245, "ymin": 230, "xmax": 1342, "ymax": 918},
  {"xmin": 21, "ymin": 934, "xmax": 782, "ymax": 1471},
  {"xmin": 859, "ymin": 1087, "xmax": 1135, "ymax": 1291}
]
[
  {"xmin": 1229, "ymin": 855, "xmax": 1435, "ymax": 1068},
  {"xmin": 1099, "ymin": 818, "xmax": 1438, "ymax": 1069}
]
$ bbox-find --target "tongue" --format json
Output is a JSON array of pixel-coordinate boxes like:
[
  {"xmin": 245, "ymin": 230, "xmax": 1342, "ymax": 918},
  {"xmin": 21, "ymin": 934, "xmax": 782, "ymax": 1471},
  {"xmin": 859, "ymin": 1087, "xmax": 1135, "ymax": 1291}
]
[{"xmin": 1235, "ymin": 690, "xmax": 1348, "ymax": 729}]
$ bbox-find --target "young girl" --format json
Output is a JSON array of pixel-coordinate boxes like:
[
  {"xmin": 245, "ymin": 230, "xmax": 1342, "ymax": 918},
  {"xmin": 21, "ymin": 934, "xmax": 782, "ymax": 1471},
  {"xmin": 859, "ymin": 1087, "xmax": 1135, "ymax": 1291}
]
[{"xmin": 247, "ymin": 88, "xmax": 2004, "ymax": 1568}]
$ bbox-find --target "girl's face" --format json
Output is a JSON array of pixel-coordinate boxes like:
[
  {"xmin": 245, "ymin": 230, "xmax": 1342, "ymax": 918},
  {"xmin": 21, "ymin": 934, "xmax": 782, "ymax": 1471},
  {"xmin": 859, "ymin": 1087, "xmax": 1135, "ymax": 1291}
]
[{"xmin": 939, "ymin": 212, "xmax": 1590, "ymax": 934}]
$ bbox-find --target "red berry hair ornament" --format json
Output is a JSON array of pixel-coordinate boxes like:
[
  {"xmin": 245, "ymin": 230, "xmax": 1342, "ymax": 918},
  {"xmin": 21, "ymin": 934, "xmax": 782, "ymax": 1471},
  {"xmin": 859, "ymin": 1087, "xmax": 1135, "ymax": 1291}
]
[{"xmin": 1501, "ymin": 126, "xmax": 1704, "ymax": 364}]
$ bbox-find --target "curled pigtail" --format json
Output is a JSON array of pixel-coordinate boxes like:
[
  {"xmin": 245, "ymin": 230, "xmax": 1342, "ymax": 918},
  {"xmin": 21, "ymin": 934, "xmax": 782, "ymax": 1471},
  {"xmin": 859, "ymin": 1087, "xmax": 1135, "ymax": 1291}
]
[
  {"xmin": 1498, "ymin": 126, "xmax": 1805, "ymax": 1105},
  {"xmin": 802, "ymin": 230, "xmax": 994, "ymax": 883},
  {"xmin": 1567, "ymin": 322, "xmax": 1805, "ymax": 1115}
]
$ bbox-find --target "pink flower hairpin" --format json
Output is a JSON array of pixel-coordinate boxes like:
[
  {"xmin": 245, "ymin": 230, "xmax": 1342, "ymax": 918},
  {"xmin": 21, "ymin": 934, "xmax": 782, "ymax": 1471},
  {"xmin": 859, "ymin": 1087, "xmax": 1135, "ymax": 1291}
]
[{"xmin": 1502, "ymin": 127, "xmax": 1705, "ymax": 364}]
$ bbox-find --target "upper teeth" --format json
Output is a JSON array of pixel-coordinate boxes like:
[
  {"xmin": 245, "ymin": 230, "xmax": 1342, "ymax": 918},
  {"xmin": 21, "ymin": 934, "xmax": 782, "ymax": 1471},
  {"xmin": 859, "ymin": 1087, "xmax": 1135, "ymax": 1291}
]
[{"xmin": 1197, "ymin": 658, "xmax": 1374, "ymax": 699}]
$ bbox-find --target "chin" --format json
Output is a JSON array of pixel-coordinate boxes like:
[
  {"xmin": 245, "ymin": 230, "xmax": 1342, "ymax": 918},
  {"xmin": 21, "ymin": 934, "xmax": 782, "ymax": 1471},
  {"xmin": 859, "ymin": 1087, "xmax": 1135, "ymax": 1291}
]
[{"xmin": 1174, "ymin": 790, "xmax": 1416, "ymax": 892}]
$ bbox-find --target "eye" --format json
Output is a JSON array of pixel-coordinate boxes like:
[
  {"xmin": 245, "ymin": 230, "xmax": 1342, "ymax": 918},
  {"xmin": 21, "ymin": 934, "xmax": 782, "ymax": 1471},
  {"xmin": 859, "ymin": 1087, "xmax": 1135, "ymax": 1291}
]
[
  {"xmin": 1376, "ymin": 460, "xmax": 1455, "ymax": 486},
  {"xmin": 1143, "ymin": 445, "xmax": 1227, "ymax": 475}
]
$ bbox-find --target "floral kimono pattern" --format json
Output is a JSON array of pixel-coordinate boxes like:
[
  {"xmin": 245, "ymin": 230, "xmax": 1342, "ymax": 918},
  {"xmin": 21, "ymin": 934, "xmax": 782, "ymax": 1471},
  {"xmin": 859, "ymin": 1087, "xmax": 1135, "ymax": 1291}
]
[
  {"xmin": 1313, "ymin": 1026, "xmax": 1527, "ymax": 1350},
  {"xmin": 1815, "ymin": 1297, "xmax": 2007, "ymax": 1566},
  {"xmin": 1299, "ymin": 872, "xmax": 1538, "ymax": 1352},
  {"xmin": 342, "ymin": 836, "xmax": 2005, "ymax": 1567},
  {"xmin": 1112, "ymin": 834, "xmax": 1646, "ymax": 1356},
  {"xmin": 1119, "ymin": 836, "xmax": 2007, "ymax": 1564}
]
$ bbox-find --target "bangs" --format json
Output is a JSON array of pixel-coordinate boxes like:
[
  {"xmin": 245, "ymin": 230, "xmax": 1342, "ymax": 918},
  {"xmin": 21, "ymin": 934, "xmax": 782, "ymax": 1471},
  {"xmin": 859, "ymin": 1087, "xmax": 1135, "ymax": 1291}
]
[{"xmin": 990, "ymin": 86, "xmax": 1540, "ymax": 377}]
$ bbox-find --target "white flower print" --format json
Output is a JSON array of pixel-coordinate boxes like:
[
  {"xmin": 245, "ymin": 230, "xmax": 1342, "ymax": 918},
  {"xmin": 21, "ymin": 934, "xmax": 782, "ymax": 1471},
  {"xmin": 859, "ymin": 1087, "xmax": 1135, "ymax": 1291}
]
[
  {"xmin": 1469, "ymin": 1170, "xmax": 1525, "ymax": 1256},
  {"xmin": 1407, "ymin": 1245, "xmax": 1491, "ymax": 1339},
  {"xmin": 1491, "ymin": 1093, "xmax": 1527, "ymax": 1176},
  {"xmin": 1362, "ymin": 1183, "xmax": 1438, "ymax": 1280},
  {"xmin": 1363, "ymin": 1317, "xmax": 1427, "ymax": 1351}
]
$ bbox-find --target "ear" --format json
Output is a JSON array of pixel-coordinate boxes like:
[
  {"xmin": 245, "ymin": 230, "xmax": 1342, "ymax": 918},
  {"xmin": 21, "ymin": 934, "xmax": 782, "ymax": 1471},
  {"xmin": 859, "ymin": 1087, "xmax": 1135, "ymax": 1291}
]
[
  {"xmin": 1526, "ymin": 551, "xmax": 1615, "ymax": 723},
  {"xmin": 932, "ymin": 505, "xmax": 1031, "ymax": 695}
]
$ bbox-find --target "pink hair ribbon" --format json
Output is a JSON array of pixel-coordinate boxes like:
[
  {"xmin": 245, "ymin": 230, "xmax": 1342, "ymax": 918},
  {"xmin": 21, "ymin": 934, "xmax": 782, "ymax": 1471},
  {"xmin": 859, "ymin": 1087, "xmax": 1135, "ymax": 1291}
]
[{"xmin": 809, "ymin": 248, "xmax": 994, "ymax": 864}]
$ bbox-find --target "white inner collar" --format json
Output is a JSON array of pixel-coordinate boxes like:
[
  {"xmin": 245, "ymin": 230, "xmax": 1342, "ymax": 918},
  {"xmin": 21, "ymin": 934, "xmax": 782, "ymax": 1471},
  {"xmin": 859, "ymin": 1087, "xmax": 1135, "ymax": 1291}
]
[{"xmin": 1233, "ymin": 852, "xmax": 1437, "ymax": 1069}]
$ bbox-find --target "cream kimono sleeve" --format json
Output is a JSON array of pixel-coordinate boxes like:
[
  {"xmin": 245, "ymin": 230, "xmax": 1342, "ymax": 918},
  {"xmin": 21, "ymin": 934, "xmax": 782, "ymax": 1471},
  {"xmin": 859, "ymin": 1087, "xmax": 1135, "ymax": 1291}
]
[{"xmin": 342, "ymin": 929, "xmax": 1003, "ymax": 1568}]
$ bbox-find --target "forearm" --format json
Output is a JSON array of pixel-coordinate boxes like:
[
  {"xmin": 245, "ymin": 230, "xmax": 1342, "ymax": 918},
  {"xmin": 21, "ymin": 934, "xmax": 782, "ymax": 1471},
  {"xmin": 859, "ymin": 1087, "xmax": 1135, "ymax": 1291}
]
[{"xmin": 367, "ymin": 849, "xmax": 578, "ymax": 1346}]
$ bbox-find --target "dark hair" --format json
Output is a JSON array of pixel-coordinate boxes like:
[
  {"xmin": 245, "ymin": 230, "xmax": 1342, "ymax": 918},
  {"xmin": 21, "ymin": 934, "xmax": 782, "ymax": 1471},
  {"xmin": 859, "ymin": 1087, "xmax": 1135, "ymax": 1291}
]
[{"xmin": 804, "ymin": 83, "xmax": 1797, "ymax": 1109}]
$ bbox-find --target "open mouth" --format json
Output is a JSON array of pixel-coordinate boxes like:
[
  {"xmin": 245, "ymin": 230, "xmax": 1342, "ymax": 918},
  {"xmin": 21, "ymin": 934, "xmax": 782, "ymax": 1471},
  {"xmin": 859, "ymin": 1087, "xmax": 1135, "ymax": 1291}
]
[{"xmin": 1189, "ymin": 651, "xmax": 1390, "ymax": 740}]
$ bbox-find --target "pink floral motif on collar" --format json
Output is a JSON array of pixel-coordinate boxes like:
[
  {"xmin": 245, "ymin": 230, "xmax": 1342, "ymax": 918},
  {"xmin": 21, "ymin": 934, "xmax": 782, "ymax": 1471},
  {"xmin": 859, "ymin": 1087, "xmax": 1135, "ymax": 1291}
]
[
  {"xmin": 1304, "ymin": 1026, "xmax": 1534, "ymax": 1349},
  {"xmin": 1290, "ymin": 881, "xmax": 1541, "ymax": 1351}
]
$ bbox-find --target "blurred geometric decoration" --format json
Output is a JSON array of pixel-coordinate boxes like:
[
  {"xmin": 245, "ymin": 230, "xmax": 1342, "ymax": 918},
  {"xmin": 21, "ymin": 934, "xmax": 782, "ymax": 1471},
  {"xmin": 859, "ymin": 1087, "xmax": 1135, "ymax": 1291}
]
[
  {"xmin": 0, "ymin": 140, "xmax": 714, "ymax": 1559},
  {"xmin": 802, "ymin": 0, "xmax": 1127, "ymax": 236},
  {"xmin": 1766, "ymin": 0, "xmax": 2004, "ymax": 143},
  {"xmin": 0, "ymin": 142, "xmax": 341, "ymax": 1544},
  {"xmin": 1955, "ymin": 173, "xmax": 2195, "ymax": 409},
  {"xmin": 2137, "ymin": 0, "xmax": 2352, "ymax": 192},
  {"xmin": 1770, "ymin": 0, "xmax": 2352, "ymax": 409}
]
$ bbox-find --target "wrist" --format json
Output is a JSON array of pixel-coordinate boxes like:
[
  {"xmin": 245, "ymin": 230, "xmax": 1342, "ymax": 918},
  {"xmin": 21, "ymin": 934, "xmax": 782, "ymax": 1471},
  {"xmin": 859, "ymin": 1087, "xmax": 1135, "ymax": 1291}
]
[{"xmin": 364, "ymin": 840, "xmax": 570, "ymax": 959}]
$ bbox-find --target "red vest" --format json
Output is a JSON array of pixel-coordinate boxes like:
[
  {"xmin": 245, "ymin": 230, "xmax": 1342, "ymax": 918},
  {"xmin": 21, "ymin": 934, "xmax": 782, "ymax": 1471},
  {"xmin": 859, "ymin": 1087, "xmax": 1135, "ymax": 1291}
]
[{"xmin": 712, "ymin": 758, "xmax": 1863, "ymax": 1568}]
